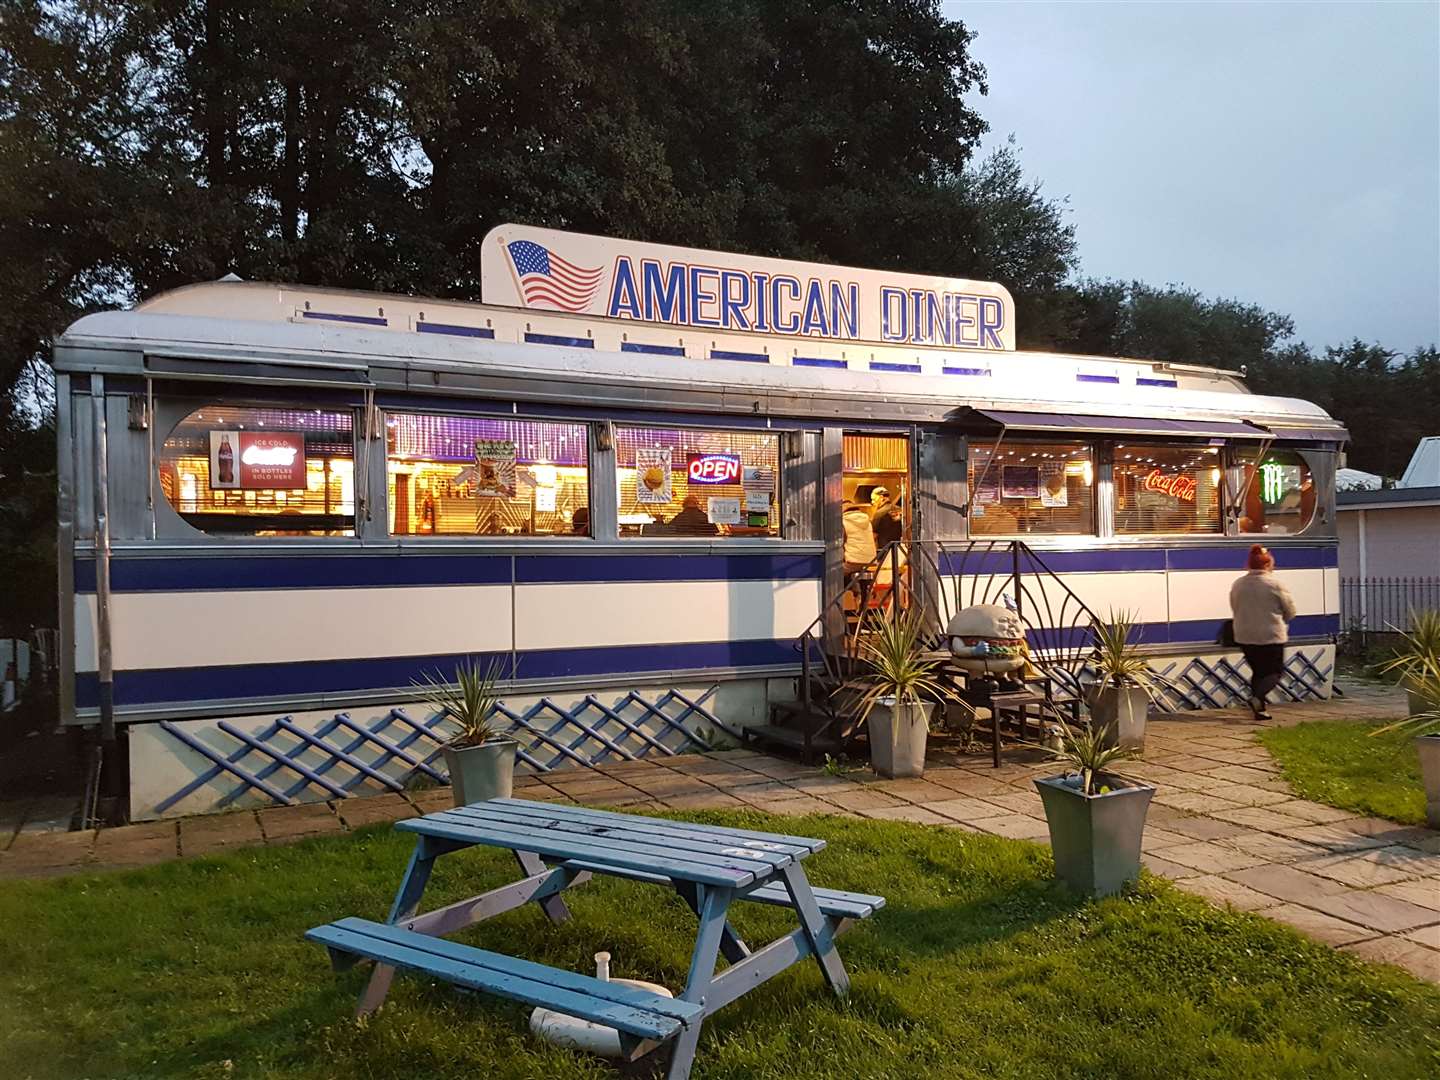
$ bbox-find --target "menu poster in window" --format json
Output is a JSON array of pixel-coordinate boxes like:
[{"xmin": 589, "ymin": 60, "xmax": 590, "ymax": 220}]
[
  {"xmin": 635, "ymin": 447, "xmax": 673, "ymax": 504},
  {"xmin": 209, "ymin": 431, "xmax": 306, "ymax": 490},
  {"xmin": 534, "ymin": 485, "xmax": 557, "ymax": 512},
  {"xmin": 1039, "ymin": 462, "xmax": 1068, "ymax": 508},
  {"xmin": 742, "ymin": 465, "xmax": 774, "ymax": 512},
  {"xmin": 707, "ymin": 496, "xmax": 741, "ymax": 525},
  {"xmin": 1002, "ymin": 465, "xmax": 1040, "ymax": 499},
  {"xmin": 473, "ymin": 439, "xmax": 517, "ymax": 497},
  {"xmin": 973, "ymin": 474, "xmax": 1000, "ymax": 505}
]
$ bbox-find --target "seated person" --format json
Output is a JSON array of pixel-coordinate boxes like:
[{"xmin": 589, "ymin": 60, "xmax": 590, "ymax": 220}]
[
  {"xmin": 571, "ymin": 506, "xmax": 589, "ymax": 535},
  {"xmin": 666, "ymin": 494, "xmax": 718, "ymax": 537}
]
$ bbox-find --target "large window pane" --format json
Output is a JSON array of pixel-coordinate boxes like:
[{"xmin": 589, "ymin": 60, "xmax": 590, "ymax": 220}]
[
  {"xmin": 386, "ymin": 413, "xmax": 589, "ymax": 536},
  {"xmin": 1114, "ymin": 443, "xmax": 1223, "ymax": 535},
  {"xmin": 159, "ymin": 404, "xmax": 354, "ymax": 536},
  {"xmin": 1237, "ymin": 450, "xmax": 1316, "ymax": 535},
  {"xmin": 616, "ymin": 426, "xmax": 780, "ymax": 538},
  {"xmin": 968, "ymin": 441, "xmax": 1094, "ymax": 536}
]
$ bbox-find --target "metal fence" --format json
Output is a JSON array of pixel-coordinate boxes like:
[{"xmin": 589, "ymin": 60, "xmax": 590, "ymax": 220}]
[{"xmin": 1339, "ymin": 577, "xmax": 1440, "ymax": 635}]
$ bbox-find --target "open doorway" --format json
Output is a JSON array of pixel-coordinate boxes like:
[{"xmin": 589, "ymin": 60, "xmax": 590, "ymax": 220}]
[{"xmin": 841, "ymin": 432, "xmax": 911, "ymax": 623}]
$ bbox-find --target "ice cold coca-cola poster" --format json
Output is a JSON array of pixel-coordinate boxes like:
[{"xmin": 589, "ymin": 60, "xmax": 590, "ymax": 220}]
[{"xmin": 208, "ymin": 431, "xmax": 307, "ymax": 490}]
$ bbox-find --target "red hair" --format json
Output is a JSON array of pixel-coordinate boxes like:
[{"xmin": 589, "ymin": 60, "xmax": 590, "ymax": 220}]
[{"xmin": 1247, "ymin": 544, "xmax": 1274, "ymax": 570}]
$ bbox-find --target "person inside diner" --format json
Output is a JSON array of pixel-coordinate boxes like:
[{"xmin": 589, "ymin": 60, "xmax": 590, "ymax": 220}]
[
  {"xmin": 571, "ymin": 506, "xmax": 589, "ymax": 535},
  {"xmin": 665, "ymin": 494, "xmax": 718, "ymax": 537},
  {"xmin": 843, "ymin": 498, "xmax": 877, "ymax": 579},
  {"xmin": 869, "ymin": 486, "xmax": 903, "ymax": 550}
]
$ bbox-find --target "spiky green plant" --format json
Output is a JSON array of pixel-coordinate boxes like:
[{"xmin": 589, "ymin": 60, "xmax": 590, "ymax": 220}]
[
  {"xmin": 1091, "ymin": 608, "xmax": 1168, "ymax": 700},
  {"xmin": 1045, "ymin": 718, "xmax": 1141, "ymax": 796},
  {"xmin": 414, "ymin": 658, "xmax": 507, "ymax": 748},
  {"xmin": 1369, "ymin": 650, "xmax": 1440, "ymax": 739},
  {"xmin": 1377, "ymin": 608, "xmax": 1440, "ymax": 691},
  {"xmin": 854, "ymin": 607, "xmax": 957, "ymax": 720}
]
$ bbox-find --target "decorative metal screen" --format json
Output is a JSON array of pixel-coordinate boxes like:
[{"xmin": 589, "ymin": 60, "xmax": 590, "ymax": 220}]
[{"xmin": 154, "ymin": 687, "xmax": 727, "ymax": 813}]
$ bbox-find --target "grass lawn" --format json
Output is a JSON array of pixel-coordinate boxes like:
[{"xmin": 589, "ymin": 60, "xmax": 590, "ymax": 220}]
[
  {"xmin": 3, "ymin": 811, "xmax": 1439, "ymax": 1080},
  {"xmin": 1259, "ymin": 720, "xmax": 1428, "ymax": 826}
]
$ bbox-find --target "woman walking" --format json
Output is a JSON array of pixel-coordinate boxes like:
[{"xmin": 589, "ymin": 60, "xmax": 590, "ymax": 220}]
[{"xmin": 1229, "ymin": 544, "xmax": 1297, "ymax": 720}]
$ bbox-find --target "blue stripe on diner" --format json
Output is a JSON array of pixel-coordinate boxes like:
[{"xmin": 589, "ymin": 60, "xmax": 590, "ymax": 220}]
[
  {"xmin": 1136, "ymin": 377, "xmax": 1178, "ymax": 388},
  {"xmin": 74, "ymin": 551, "xmax": 824, "ymax": 593},
  {"xmin": 513, "ymin": 552, "xmax": 823, "ymax": 584},
  {"xmin": 524, "ymin": 332, "xmax": 594, "ymax": 348},
  {"xmin": 1076, "ymin": 373, "xmax": 1121, "ymax": 384},
  {"xmin": 301, "ymin": 311, "xmax": 388, "ymax": 326},
  {"xmin": 622, "ymin": 342, "xmax": 687, "ymax": 357},
  {"xmin": 939, "ymin": 543, "xmax": 1338, "ymax": 577},
  {"xmin": 74, "ymin": 639, "xmax": 798, "ymax": 709},
  {"xmin": 416, "ymin": 321, "xmax": 495, "ymax": 339},
  {"xmin": 942, "ymin": 366, "xmax": 991, "ymax": 377},
  {"xmin": 792, "ymin": 357, "xmax": 847, "ymax": 369},
  {"xmin": 871, "ymin": 361, "xmax": 922, "ymax": 374},
  {"xmin": 709, "ymin": 349, "xmax": 769, "ymax": 363}
]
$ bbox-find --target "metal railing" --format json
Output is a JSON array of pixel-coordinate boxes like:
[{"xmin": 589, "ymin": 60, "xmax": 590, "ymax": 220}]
[{"xmin": 1339, "ymin": 577, "xmax": 1440, "ymax": 636}]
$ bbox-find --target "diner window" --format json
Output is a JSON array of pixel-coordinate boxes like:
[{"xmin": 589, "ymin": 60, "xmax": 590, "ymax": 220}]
[
  {"xmin": 616, "ymin": 426, "xmax": 780, "ymax": 538},
  {"xmin": 968, "ymin": 442, "xmax": 1095, "ymax": 536},
  {"xmin": 1237, "ymin": 450, "xmax": 1316, "ymax": 535},
  {"xmin": 159, "ymin": 404, "xmax": 355, "ymax": 536},
  {"xmin": 385, "ymin": 413, "xmax": 589, "ymax": 536},
  {"xmin": 1113, "ymin": 443, "xmax": 1223, "ymax": 535}
]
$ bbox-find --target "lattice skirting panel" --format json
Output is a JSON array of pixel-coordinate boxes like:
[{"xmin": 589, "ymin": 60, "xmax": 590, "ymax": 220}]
[
  {"xmin": 131, "ymin": 681, "xmax": 762, "ymax": 821},
  {"xmin": 1150, "ymin": 644, "xmax": 1335, "ymax": 711}
]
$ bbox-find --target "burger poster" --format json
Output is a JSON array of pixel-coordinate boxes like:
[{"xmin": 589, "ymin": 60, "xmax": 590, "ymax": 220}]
[
  {"xmin": 474, "ymin": 439, "xmax": 517, "ymax": 498},
  {"xmin": 635, "ymin": 447, "xmax": 672, "ymax": 504},
  {"xmin": 1039, "ymin": 462, "xmax": 1068, "ymax": 507}
]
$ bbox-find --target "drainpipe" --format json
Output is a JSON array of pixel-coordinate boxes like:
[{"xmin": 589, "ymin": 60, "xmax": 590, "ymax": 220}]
[
  {"xmin": 90, "ymin": 374, "xmax": 115, "ymax": 743},
  {"xmin": 1357, "ymin": 508, "xmax": 1368, "ymax": 633}
]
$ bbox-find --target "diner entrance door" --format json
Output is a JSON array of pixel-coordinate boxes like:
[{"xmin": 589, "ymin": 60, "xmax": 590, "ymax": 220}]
[{"xmin": 839, "ymin": 432, "xmax": 912, "ymax": 625}]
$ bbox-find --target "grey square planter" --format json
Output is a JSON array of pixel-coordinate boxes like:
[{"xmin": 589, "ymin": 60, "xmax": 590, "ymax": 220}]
[
  {"xmin": 443, "ymin": 738, "xmax": 517, "ymax": 806},
  {"xmin": 1416, "ymin": 734, "xmax": 1440, "ymax": 830},
  {"xmin": 1035, "ymin": 774, "xmax": 1155, "ymax": 898}
]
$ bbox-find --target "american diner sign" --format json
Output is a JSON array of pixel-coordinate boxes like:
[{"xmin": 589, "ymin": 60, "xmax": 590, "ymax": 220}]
[{"xmin": 481, "ymin": 224, "xmax": 1015, "ymax": 352}]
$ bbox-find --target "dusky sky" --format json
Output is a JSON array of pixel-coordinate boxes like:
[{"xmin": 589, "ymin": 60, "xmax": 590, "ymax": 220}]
[{"xmin": 950, "ymin": 1, "xmax": 1440, "ymax": 353}]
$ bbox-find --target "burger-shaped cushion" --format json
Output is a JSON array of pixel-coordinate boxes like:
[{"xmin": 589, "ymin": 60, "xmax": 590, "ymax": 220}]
[{"xmin": 946, "ymin": 603, "xmax": 1026, "ymax": 674}]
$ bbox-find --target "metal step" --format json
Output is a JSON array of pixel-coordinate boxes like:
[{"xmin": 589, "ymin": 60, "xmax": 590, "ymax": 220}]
[{"xmin": 742, "ymin": 723, "xmax": 845, "ymax": 758}]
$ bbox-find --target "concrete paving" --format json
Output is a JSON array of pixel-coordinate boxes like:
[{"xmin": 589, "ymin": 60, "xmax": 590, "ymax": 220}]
[{"xmin": 1, "ymin": 676, "xmax": 1436, "ymax": 983}]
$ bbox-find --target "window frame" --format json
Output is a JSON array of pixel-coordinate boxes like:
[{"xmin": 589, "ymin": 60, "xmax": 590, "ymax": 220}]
[
  {"xmin": 1228, "ymin": 445, "xmax": 1320, "ymax": 538},
  {"xmin": 380, "ymin": 406, "xmax": 596, "ymax": 541},
  {"xmin": 1109, "ymin": 438, "xmax": 1226, "ymax": 538},
  {"xmin": 613, "ymin": 420, "xmax": 786, "ymax": 541},
  {"xmin": 964, "ymin": 436, "xmax": 1099, "ymax": 539},
  {"xmin": 153, "ymin": 395, "xmax": 363, "ymax": 542}
]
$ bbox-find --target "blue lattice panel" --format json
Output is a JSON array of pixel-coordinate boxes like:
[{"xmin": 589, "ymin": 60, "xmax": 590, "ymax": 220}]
[
  {"xmin": 1151, "ymin": 645, "xmax": 1334, "ymax": 711},
  {"xmin": 136, "ymin": 686, "xmax": 731, "ymax": 819}
]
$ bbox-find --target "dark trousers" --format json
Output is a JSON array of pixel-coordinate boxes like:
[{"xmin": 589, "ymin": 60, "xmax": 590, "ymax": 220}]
[{"xmin": 1240, "ymin": 642, "xmax": 1285, "ymax": 704}]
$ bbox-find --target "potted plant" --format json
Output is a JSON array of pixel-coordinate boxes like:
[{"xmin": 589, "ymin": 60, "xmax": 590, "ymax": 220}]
[
  {"xmin": 1035, "ymin": 720, "xmax": 1155, "ymax": 897},
  {"xmin": 1368, "ymin": 654, "xmax": 1440, "ymax": 829},
  {"xmin": 416, "ymin": 658, "xmax": 515, "ymax": 806},
  {"xmin": 1377, "ymin": 609, "xmax": 1440, "ymax": 716},
  {"xmin": 1087, "ymin": 609, "xmax": 1165, "ymax": 751},
  {"xmin": 854, "ymin": 608, "xmax": 955, "ymax": 778}
]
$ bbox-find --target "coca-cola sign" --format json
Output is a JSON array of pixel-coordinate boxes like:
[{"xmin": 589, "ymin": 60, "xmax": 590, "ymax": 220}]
[
  {"xmin": 1142, "ymin": 468, "xmax": 1197, "ymax": 502},
  {"xmin": 209, "ymin": 431, "xmax": 307, "ymax": 490}
]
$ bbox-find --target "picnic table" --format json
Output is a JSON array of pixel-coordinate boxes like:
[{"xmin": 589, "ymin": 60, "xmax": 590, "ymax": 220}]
[{"xmin": 307, "ymin": 798, "xmax": 884, "ymax": 1080}]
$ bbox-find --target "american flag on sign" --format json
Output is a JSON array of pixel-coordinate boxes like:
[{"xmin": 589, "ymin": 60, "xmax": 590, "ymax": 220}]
[{"xmin": 506, "ymin": 240, "xmax": 604, "ymax": 313}]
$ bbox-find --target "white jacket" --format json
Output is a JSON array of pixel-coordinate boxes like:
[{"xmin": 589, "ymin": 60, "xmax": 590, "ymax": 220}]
[
  {"xmin": 1229, "ymin": 570, "xmax": 1297, "ymax": 645},
  {"xmin": 842, "ymin": 505, "xmax": 876, "ymax": 565}
]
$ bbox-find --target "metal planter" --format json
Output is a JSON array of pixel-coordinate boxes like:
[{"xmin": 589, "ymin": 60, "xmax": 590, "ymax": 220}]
[
  {"xmin": 1416, "ymin": 734, "xmax": 1440, "ymax": 830},
  {"xmin": 867, "ymin": 701, "xmax": 933, "ymax": 778},
  {"xmin": 443, "ymin": 738, "xmax": 517, "ymax": 806},
  {"xmin": 1087, "ymin": 684, "xmax": 1150, "ymax": 751},
  {"xmin": 1035, "ymin": 774, "xmax": 1155, "ymax": 897}
]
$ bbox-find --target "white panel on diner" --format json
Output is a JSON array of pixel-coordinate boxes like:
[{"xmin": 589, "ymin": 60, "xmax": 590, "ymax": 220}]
[
  {"xmin": 513, "ymin": 579, "xmax": 821, "ymax": 652},
  {"xmin": 74, "ymin": 594, "xmax": 98, "ymax": 672},
  {"xmin": 939, "ymin": 572, "xmax": 1167, "ymax": 628},
  {"xmin": 1167, "ymin": 568, "xmax": 1325, "ymax": 623},
  {"xmin": 1323, "ymin": 567, "xmax": 1340, "ymax": 614},
  {"xmin": 104, "ymin": 585, "xmax": 514, "ymax": 671}
]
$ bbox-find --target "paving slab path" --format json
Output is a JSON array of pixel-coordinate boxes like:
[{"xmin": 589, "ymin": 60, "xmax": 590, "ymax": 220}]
[{"xmin": 2, "ymin": 676, "xmax": 1436, "ymax": 983}]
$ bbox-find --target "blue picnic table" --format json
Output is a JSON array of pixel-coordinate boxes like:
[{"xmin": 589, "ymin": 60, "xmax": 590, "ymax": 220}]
[{"xmin": 307, "ymin": 797, "xmax": 884, "ymax": 1080}]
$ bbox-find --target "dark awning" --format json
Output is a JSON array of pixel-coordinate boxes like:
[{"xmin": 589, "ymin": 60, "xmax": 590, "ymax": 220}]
[
  {"xmin": 954, "ymin": 407, "xmax": 1272, "ymax": 439},
  {"xmin": 1259, "ymin": 425, "xmax": 1350, "ymax": 445}
]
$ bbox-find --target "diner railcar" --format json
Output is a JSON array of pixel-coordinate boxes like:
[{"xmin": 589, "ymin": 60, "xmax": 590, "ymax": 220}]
[{"xmin": 52, "ymin": 225, "xmax": 1347, "ymax": 819}]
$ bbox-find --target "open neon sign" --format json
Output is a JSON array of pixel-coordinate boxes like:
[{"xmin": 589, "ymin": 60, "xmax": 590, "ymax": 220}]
[{"xmin": 687, "ymin": 452, "xmax": 741, "ymax": 485}]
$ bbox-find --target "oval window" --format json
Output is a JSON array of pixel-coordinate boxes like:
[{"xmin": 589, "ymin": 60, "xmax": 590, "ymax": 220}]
[{"xmin": 1239, "ymin": 451, "xmax": 1315, "ymax": 535}]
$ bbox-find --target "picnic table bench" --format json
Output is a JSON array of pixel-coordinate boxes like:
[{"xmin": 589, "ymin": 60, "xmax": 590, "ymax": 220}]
[{"xmin": 307, "ymin": 798, "xmax": 884, "ymax": 1080}]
